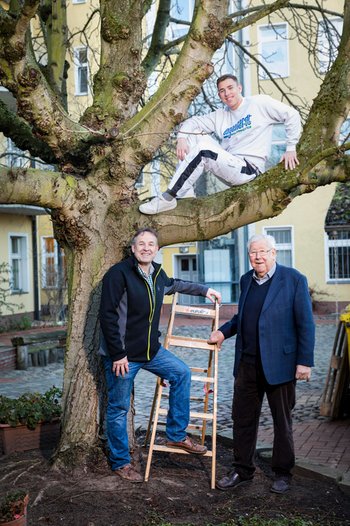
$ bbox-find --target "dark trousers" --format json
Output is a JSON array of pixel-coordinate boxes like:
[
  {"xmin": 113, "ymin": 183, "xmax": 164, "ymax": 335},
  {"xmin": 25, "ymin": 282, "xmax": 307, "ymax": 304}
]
[{"xmin": 232, "ymin": 359, "xmax": 296, "ymax": 479}]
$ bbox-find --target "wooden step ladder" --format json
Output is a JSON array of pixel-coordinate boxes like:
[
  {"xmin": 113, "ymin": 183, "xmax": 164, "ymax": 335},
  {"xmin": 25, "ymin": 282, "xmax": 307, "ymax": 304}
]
[
  {"xmin": 144, "ymin": 293, "xmax": 220, "ymax": 489},
  {"xmin": 320, "ymin": 306, "xmax": 350, "ymax": 418}
]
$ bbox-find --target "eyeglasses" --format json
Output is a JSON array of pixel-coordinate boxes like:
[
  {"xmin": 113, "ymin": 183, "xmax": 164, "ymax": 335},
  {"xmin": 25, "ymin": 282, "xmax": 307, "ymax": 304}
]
[{"xmin": 248, "ymin": 249, "xmax": 272, "ymax": 257}]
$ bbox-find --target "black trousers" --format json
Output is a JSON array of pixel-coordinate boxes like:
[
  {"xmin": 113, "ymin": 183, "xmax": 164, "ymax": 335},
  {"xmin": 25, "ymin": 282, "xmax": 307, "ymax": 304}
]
[{"xmin": 232, "ymin": 359, "xmax": 296, "ymax": 479}]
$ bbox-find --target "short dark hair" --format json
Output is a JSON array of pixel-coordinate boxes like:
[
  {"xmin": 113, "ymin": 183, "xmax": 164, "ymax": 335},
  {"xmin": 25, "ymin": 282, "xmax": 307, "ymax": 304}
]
[
  {"xmin": 131, "ymin": 227, "xmax": 159, "ymax": 245},
  {"xmin": 216, "ymin": 74, "xmax": 239, "ymax": 88}
]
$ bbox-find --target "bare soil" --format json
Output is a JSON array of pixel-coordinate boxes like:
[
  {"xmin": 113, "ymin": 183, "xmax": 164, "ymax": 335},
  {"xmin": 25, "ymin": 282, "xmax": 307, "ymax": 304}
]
[{"xmin": 1, "ymin": 434, "xmax": 349, "ymax": 526}]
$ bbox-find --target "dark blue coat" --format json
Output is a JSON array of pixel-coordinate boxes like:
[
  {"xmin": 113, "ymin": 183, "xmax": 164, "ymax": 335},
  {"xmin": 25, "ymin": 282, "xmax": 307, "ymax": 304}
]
[{"xmin": 219, "ymin": 264, "xmax": 315, "ymax": 385}]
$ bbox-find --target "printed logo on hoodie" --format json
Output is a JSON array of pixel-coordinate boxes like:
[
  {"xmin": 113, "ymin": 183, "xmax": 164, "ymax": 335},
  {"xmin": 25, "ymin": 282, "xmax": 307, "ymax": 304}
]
[{"xmin": 223, "ymin": 114, "xmax": 252, "ymax": 139}]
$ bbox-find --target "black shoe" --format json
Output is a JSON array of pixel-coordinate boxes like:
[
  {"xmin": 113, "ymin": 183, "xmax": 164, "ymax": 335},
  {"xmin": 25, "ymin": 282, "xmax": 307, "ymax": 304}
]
[
  {"xmin": 216, "ymin": 470, "xmax": 253, "ymax": 491},
  {"xmin": 270, "ymin": 476, "xmax": 291, "ymax": 494}
]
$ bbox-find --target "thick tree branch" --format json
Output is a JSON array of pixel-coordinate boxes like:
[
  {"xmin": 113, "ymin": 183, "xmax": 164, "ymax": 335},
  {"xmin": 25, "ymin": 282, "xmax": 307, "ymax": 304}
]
[
  {"xmin": 139, "ymin": 152, "xmax": 350, "ymax": 247},
  {"xmin": 81, "ymin": 0, "xmax": 146, "ymax": 130},
  {"xmin": 46, "ymin": 0, "xmax": 68, "ymax": 95},
  {"xmin": 0, "ymin": 99, "xmax": 57, "ymax": 164},
  {"xmin": 0, "ymin": 1, "xmax": 105, "ymax": 166},
  {"xmin": 118, "ymin": 0, "xmax": 299, "ymax": 181},
  {"xmin": 117, "ymin": 0, "xmax": 229, "ymax": 176},
  {"xmin": 0, "ymin": 165, "xmax": 69, "ymax": 210}
]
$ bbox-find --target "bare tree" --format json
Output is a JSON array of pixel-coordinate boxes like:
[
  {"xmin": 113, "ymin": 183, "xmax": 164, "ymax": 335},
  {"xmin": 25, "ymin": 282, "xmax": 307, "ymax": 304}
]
[{"xmin": 0, "ymin": 0, "xmax": 349, "ymax": 467}]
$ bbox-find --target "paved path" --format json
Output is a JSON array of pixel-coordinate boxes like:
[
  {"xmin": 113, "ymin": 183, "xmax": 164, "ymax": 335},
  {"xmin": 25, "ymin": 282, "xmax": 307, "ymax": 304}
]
[{"xmin": 1, "ymin": 318, "xmax": 349, "ymax": 481}]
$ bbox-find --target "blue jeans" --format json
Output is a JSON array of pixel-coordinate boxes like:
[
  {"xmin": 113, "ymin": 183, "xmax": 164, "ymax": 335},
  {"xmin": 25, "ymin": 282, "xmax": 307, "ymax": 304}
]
[{"xmin": 102, "ymin": 346, "xmax": 191, "ymax": 470}]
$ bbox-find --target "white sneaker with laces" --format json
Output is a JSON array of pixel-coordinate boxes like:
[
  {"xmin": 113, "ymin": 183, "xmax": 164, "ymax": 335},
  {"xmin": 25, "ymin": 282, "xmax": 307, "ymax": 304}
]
[{"xmin": 139, "ymin": 195, "xmax": 177, "ymax": 215}]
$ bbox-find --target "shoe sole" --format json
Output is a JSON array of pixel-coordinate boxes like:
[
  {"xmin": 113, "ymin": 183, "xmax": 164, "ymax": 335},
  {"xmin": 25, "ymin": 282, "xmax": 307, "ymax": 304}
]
[
  {"xmin": 215, "ymin": 478, "xmax": 252, "ymax": 491},
  {"xmin": 139, "ymin": 202, "xmax": 177, "ymax": 215}
]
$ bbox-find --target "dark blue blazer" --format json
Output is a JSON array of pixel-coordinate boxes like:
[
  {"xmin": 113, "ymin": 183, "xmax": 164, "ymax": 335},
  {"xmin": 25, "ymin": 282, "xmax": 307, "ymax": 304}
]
[{"xmin": 219, "ymin": 264, "xmax": 315, "ymax": 385}]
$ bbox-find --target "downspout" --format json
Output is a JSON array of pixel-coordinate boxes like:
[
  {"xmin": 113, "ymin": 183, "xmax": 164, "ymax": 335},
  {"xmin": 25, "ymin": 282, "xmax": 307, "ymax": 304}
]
[
  {"xmin": 31, "ymin": 215, "xmax": 40, "ymax": 320},
  {"xmin": 237, "ymin": 0, "xmax": 251, "ymax": 271}
]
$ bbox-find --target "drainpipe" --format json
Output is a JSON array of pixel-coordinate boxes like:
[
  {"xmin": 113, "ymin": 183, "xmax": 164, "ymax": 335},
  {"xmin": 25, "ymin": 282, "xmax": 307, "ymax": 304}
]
[{"xmin": 31, "ymin": 215, "xmax": 40, "ymax": 320}]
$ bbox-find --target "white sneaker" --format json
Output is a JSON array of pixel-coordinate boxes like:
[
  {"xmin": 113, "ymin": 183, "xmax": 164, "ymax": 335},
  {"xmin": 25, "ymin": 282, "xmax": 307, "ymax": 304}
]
[{"xmin": 139, "ymin": 195, "xmax": 177, "ymax": 215}]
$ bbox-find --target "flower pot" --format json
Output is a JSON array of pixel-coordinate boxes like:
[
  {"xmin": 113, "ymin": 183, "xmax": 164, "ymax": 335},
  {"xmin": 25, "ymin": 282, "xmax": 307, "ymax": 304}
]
[
  {"xmin": 0, "ymin": 494, "xmax": 29, "ymax": 526},
  {"xmin": 0, "ymin": 420, "xmax": 60, "ymax": 455}
]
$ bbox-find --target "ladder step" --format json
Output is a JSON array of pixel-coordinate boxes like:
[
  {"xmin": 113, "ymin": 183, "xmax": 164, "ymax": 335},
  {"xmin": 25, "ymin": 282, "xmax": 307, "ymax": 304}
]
[
  {"xmin": 167, "ymin": 336, "xmax": 216, "ymax": 350},
  {"xmin": 172, "ymin": 305, "xmax": 217, "ymax": 318},
  {"xmin": 150, "ymin": 422, "xmax": 204, "ymax": 430},
  {"xmin": 161, "ymin": 393, "xmax": 205, "ymax": 402},
  {"xmin": 192, "ymin": 375, "xmax": 214, "ymax": 382},
  {"xmin": 187, "ymin": 424, "xmax": 204, "ymax": 430},
  {"xmin": 152, "ymin": 444, "xmax": 213, "ymax": 456},
  {"xmin": 158, "ymin": 408, "xmax": 213, "ymax": 420},
  {"xmin": 190, "ymin": 367, "xmax": 208, "ymax": 373}
]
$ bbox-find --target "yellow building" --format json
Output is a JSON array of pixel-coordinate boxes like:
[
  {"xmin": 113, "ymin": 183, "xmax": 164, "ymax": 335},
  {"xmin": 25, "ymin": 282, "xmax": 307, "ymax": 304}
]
[
  {"xmin": 246, "ymin": 0, "xmax": 349, "ymax": 311},
  {"xmin": 0, "ymin": 0, "xmax": 348, "ymax": 321}
]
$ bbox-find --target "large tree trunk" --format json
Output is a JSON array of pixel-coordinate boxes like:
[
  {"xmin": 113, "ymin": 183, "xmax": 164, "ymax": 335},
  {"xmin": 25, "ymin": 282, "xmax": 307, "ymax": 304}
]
[{"xmin": 50, "ymin": 198, "xmax": 134, "ymax": 465}]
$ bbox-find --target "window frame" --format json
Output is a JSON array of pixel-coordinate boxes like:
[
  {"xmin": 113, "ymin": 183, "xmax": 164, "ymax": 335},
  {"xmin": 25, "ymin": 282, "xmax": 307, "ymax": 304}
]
[
  {"xmin": 324, "ymin": 230, "xmax": 350, "ymax": 282},
  {"xmin": 41, "ymin": 236, "xmax": 59, "ymax": 289},
  {"xmin": 258, "ymin": 22, "xmax": 290, "ymax": 80},
  {"xmin": 169, "ymin": 0, "xmax": 194, "ymax": 39},
  {"xmin": 317, "ymin": 17, "xmax": 343, "ymax": 75},
  {"xmin": 41, "ymin": 236, "xmax": 67, "ymax": 289},
  {"xmin": 74, "ymin": 46, "xmax": 89, "ymax": 96},
  {"xmin": 6, "ymin": 138, "xmax": 28, "ymax": 168},
  {"xmin": 262, "ymin": 225, "xmax": 294, "ymax": 268},
  {"xmin": 8, "ymin": 233, "xmax": 29, "ymax": 293}
]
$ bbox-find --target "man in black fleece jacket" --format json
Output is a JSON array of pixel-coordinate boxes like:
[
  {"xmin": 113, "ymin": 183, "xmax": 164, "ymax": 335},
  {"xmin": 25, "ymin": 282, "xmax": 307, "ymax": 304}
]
[{"xmin": 99, "ymin": 228, "xmax": 221, "ymax": 482}]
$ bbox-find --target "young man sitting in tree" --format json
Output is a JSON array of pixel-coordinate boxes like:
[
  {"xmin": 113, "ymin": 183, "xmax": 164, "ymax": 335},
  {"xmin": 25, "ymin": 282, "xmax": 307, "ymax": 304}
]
[{"xmin": 139, "ymin": 74, "xmax": 301, "ymax": 215}]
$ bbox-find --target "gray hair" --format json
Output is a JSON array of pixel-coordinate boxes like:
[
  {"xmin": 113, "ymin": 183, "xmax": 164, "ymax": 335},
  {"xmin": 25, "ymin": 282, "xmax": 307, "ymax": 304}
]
[
  {"xmin": 131, "ymin": 227, "xmax": 159, "ymax": 246},
  {"xmin": 247, "ymin": 234, "xmax": 276, "ymax": 252}
]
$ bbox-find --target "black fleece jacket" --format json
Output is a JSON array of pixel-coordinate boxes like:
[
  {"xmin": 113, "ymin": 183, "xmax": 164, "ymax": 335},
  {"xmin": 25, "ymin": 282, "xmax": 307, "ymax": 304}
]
[{"xmin": 99, "ymin": 256, "xmax": 208, "ymax": 362}]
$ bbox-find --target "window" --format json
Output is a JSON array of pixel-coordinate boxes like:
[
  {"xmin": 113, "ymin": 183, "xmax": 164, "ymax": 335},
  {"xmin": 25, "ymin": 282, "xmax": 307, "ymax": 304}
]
[
  {"xmin": 170, "ymin": 0, "xmax": 194, "ymax": 38},
  {"xmin": 204, "ymin": 249, "xmax": 232, "ymax": 302},
  {"xmin": 263, "ymin": 227, "xmax": 293, "ymax": 267},
  {"xmin": 9, "ymin": 235, "xmax": 29, "ymax": 292},
  {"xmin": 266, "ymin": 124, "xmax": 286, "ymax": 170},
  {"xmin": 6, "ymin": 138, "xmax": 28, "ymax": 168},
  {"xmin": 339, "ymin": 119, "xmax": 350, "ymax": 146},
  {"xmin": 72, "ymin": 0, "xmax": 86, "ymax": 3},
  {"xmin": 74, "ymin": 47, "xmax": 88, "ymax": 95},
  {"xmin": 326, "ymin": 230, "xmax": 350, "ymax": 281},
  {"xmin": 41, "ymin": 237, "xmax": 66, "ymax": 288},
  {"xmin": 258, "ymin": 23, "xmax": 289, "ymax": 79},
  {"xmin": 317, "ymin": 18, "xmax": 343, "ymax": 74}
]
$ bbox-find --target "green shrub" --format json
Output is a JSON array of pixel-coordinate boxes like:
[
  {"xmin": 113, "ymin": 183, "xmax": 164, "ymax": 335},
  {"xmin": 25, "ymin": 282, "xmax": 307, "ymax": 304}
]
[{"xmin": 0, "ymin": 386, "xmax": 62, "ymax": 430}]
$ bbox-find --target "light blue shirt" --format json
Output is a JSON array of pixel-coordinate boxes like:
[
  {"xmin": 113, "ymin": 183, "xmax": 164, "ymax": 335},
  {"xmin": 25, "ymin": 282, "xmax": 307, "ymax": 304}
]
[{"xmin": 252, "ymin": 263, "xmax": 276, "ymax": 285}]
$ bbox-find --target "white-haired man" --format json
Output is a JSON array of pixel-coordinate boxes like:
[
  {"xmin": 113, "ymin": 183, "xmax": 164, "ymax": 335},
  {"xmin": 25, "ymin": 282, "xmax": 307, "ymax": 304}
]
[{"xmin": 209, "ymin": 234, "xmax": 315, "ymax": 493}]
